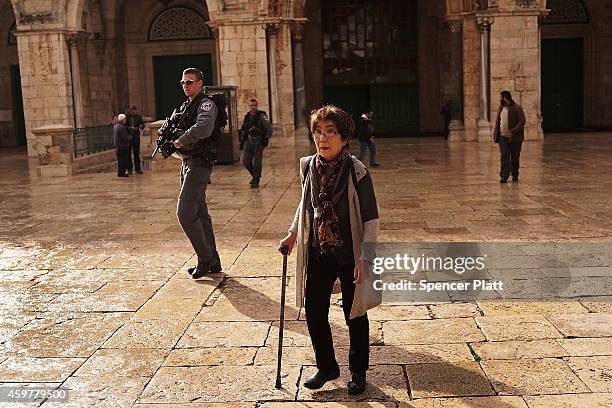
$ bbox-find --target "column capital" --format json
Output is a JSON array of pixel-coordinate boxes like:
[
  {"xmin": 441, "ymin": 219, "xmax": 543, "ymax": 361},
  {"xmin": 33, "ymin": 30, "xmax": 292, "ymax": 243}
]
[
  {"xmin": 65, "ymin": 30, "xmax": 88, "ymax": 46},
  {"xmin": 264, "ymin": 22, "xmax": 280, "ymax": 34},
  {"xmin": 477, "ymin": 16, "xmax": 495, "ymax": 32}
]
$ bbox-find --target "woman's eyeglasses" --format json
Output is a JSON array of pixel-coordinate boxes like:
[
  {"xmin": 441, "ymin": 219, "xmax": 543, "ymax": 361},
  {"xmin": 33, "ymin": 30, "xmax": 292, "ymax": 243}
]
[
  {"xmin": 312, "ymin": 129, "xmax": 339, "ymax": 139},
  {"xmin": 180, "ymin": 80, "xmax": 196, "ymax": 86}
]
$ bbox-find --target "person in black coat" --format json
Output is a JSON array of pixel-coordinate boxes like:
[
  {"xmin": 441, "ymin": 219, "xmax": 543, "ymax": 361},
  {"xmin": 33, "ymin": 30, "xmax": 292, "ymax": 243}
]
[{"xmin": 113, "ymin": 114, "xmax": 131, "ymax": 177}]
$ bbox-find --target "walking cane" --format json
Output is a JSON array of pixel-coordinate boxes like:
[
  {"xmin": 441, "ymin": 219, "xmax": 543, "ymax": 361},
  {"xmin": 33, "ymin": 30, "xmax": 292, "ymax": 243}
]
[{"xmin": 275, "ymin": 245, "xmax": 289, "ymax": 389}]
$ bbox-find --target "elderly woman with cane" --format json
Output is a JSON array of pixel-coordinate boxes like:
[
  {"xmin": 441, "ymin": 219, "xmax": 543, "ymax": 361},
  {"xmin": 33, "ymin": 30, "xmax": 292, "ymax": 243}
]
[{"xmin": 279, "ymin": 105, "xmax": 381, "ymax": 395}]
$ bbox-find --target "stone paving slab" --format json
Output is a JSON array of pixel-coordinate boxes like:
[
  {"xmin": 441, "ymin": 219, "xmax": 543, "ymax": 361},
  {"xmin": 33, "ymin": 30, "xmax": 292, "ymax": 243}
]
[
  {"xmin": 475, "ymin": 315, "xmax": 563, "ymax": 341},
  {"xmin": 480, "ymin": 358, "xmax": 590, "ymax": 395},
  {"xmin": 4, "ymin": 312, "xmax": 130, "ymax": 357},
  {"xmin": 399, "ymin": 396, "xmax": 528, "ymax": 407},
  {"xmin": 470, "ymin": 339, "xmax": 569, "ymax": 360},
  {"xmin": 383, "ymin": 319, "xmax": 486, "ymax": 344},
  {"xmin": 406, "ymin": 361, "xmax": 495, "ymax": 398},
  {"xmin": 0, "ymin": 357, "xmax": 85, "ymax": 382},
  {"xmin": 556, "ymin": 337, "xmax": 612, "ymax": 356},
  {"xmin": 72, "ymin": 349, "xmax": 168, "ymax": 378},
  {"xmin": 177, "ymin": 321, "xmax": 272, "ymax": 348},
  {"xmin": 102, "ymin": 318, "xmax": 191, "ymax": 349},
  {"xmin": 564, "ymin": 356, "xmax": 612, "ymax": 392},
  {"xmin": 138, "ymin": 365, "xmax": 301, "ymax": 403},
  {"xmin": 522, "ymin": 393, "xmax": 612, "ymax": 408},
  {"xmin": 164, "ymin": 347, "xmax": 257, "ymax": 366},
  {"xmin": 477, "ymin": 301, "xmax": 589, "ymax": 316},
  {"xmin": 547, "ymin": 313, "xmax": 612, "ymax": 337}
]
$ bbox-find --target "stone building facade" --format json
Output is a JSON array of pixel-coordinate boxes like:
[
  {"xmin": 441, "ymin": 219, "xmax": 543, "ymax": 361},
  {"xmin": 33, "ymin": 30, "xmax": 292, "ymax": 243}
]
[{"xmin": 1, "ymin": 0, "xmax": 611, "ymax": 157}]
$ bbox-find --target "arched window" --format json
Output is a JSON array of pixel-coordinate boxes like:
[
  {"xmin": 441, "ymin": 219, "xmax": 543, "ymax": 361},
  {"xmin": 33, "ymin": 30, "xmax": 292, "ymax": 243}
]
[
  {"xmin": 8, "ymin": 22, "xmax": 17, "ymax": 46},
  {"xmin": 148, "ymin": 7, "xmax": 211, "ymax": 41},
  {"xmin": 543, "ymin": 0, "xmax": 589, "ymax": 24}
]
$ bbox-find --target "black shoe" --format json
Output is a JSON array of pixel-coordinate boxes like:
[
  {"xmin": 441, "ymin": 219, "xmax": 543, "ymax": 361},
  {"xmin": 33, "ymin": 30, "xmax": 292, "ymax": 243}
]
[
  {"xmin": 191, "ymin": 264, "xmax": 211, "ymax": 279},
  {"xmin": 500, "ymin": 179, "xmax": 508, "ymax": 183},
  {"xmin": 118, "ymin": 174, "xmax": 129, "ymax": 177},
  {"xmin": 347, "ymin": 372, "xmax": 366, "ymax": 395},
  {"xmin": 188, "ymin": 260, "xmax": 222, "ymax": 276},
  {"xmin": 303, "ymin": 367, "xmax": 340, "ymax": 390},
  {"xmin": 250, "ymin": 183, "xmax": 259, "ymax": 188},
  {"xmin": 136, "ymin": 170, "xmax": 144, "ymax": 174},
  {"xmin": 512, "ymin": 176, "xmax": 519, "ymax": 182}
]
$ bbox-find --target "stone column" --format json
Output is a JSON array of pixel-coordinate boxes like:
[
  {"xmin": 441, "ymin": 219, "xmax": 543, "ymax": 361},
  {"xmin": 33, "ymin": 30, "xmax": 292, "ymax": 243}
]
[
  {"xmin": 265, "ymin": 23, "xmax": 282, "ymax": 135},
  {"xmin": 65, "ymin": 31, "xmax": 87, "ymax": 129},
  {"xmin": 477, "ymin": 16, "xmax": 494, "ymax": 142},
  {"xmin": 462, "ymin": 19, "xmax": 480, "ymax": 142},
  {"xmin": 31, "ymin": 124, "xmax": 75, "ymax": 177},
  {"xmin": 14, "ymin": 30, "xmax": 75, "ymax": 157},
  {"xmin": 292, "ymin": 22, "xmax": 308, "ymax": 131},
  {"xmin": 447, "ymin": 19, "xmax": 465, "ymax": 141}
]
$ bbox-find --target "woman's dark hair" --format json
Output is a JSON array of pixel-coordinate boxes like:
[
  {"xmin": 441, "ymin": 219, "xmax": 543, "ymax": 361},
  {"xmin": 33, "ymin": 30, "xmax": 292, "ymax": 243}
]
[
  {"xmin": 308, "ymin": 105, "xmax": 355, "ymax": 141},
  {"xmin": 500, "ymin": 90, "xmax": 513, "ymax": 101}
]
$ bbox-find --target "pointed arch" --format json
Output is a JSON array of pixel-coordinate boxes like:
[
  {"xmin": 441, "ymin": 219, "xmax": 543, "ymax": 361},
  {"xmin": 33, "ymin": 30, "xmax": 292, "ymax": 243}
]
[{"xmin": 543, "ymin": 0, "xmax": 589, "ymax": 24}]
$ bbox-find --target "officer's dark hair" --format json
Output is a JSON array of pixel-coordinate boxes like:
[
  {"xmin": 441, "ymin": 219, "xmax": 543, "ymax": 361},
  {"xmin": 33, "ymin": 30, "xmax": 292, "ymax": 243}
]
[
  {"xmin": 308, "ymin": 105, "xmax": 354, "ymax": 141},
  {"xmin": 182, "ymin": 68, "xmax": 204, "ymax": 82},
  {"xmin": 500, "ymin": 90, "xmax": 513, "ymax": 101}
]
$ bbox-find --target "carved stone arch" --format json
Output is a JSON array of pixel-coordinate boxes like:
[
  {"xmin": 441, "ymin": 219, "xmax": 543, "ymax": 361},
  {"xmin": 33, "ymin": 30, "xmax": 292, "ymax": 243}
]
[
  {"xmin": 543, "ymin": 0, "xmax": 589, "ymax": 24},
  {"xmin": 65, "ymin": 0, "xmax": 86, "ymax": 29},
  {"xmin": 148, "ymin": 6, "xmax": 212, "ymax": 41}
]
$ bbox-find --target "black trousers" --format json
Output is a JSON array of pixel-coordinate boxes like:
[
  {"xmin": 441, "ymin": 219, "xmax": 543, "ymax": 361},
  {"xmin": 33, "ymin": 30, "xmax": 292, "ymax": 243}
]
[
  {"xmin": 305, "ymin": 253, "xmax": 369, "ymax": 374},
  {"xmin": 499, "ymin": 137, "xmax": 522, "ymax": 180},
  {"xmin": 127, "ymin": 135, "xmax": 141, "ymax": 173},
  {"xmin": 243, "ymin": 141, "xmax": 264, "ymax": 183},
  {"xmin": 116, "ymin": 148, "xmax": 130, "ymax": 176}
]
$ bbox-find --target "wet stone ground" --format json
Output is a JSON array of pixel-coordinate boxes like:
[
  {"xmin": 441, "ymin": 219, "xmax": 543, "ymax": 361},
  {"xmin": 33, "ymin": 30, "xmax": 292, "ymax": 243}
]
[{"xmin": 0, "ymin": 134, "xmax": 611, "ymax": 407}]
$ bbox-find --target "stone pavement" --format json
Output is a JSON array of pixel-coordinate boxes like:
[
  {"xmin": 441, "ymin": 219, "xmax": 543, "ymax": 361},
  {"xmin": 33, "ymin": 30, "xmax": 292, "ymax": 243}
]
[{"xmin": 0, "ymin": 134, "xmax": 611, "ymax": 407}]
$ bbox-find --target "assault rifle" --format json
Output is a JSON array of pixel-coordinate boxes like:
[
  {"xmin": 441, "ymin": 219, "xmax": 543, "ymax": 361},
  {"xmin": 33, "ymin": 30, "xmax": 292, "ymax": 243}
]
[{"xmin": 152, "ymin": 109, "xmax": 182, "ymax": 159}]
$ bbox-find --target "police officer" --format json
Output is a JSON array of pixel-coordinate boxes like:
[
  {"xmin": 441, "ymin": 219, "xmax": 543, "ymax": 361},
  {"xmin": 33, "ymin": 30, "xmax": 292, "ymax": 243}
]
[
  {"xmin": 171, "ymin": 67, "xmax": 222, "ymax": 279},
  {"xmin": 240, "ymin": 99, "xmax": 272, "ymax": 188}
]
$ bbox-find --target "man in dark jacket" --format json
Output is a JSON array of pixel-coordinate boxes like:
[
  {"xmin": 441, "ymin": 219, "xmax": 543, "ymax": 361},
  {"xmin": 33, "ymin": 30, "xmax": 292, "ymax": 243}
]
[
  {"xmin": 493, "ymin": 90, "xmax": 526, "ymax": 183},
  {"xmin": 356, "ymin": 109, "xmax": 379, "ymax": 167},
  {"xmin": 113, "ymin": 114, "xmax": 131, "ymax": 177},
  {"xmin": 126, "ymin": 106, "xmax": 145, "ymax": 174},
  {"xmin": 240, "ymin": 99, "xmax": 272, "ymax": 188}
]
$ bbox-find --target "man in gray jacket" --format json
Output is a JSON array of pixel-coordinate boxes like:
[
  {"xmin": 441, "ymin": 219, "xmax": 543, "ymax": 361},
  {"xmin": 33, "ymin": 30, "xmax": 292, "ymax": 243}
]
[
  {"xmin": 170, "ymin": 68, "xmax": 222, "ymax": 279},
  {"xmin": 113, "ymin": 113, "xmax": 131, "ymax": 177}
]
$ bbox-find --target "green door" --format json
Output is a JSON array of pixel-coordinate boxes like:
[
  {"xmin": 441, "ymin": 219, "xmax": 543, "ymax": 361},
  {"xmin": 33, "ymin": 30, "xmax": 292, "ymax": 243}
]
[
  {"xmin": 323, "ymin": 84, "xmax": 418, "ymax": 135},
  {"xmin": 541, "ymin": 38, "xmax": 583, "ymax": 130},
  {"xmin": 153, "ymin": 54, "xmax": 213, "ymax": 120}
]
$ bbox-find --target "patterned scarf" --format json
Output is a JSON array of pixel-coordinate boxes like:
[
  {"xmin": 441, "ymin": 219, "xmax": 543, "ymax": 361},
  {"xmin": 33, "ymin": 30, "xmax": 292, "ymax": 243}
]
[{"xmin": 310, "ymin": 146, "xmax": 350, "ymax": 254}]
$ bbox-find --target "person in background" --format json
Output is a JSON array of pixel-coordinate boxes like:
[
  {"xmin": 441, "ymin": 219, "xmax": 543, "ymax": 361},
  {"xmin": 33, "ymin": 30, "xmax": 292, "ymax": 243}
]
[
  {"xmin": 355, "ymin": 109, "xmax": 379, "ymax": 167},
  {"xmin": 126, "ymin": 106, "xmax": 145, "ymax": 174},
  {"xmin": 113, "ymin": 114, "xmax": 131, "ymax": 177}
]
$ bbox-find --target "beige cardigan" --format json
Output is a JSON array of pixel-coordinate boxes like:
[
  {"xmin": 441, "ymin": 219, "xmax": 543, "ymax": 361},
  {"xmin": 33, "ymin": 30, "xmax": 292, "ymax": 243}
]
[{"xmin": 289, "ymin": 155, "xmax": 381, "ymax": 319}]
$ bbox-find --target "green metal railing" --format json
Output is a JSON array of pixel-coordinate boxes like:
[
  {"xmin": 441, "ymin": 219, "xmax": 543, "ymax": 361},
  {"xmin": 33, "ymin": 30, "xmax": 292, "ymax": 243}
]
[{"xmin": 73, "ymin": 125, "xmax": 114, "ymax": 157}]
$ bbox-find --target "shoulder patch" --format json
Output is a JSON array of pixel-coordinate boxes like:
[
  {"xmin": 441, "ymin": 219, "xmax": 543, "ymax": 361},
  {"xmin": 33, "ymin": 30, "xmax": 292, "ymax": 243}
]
[{"xmin": 200, "ymin": 101, "xmax": 213, "ymax": 111}]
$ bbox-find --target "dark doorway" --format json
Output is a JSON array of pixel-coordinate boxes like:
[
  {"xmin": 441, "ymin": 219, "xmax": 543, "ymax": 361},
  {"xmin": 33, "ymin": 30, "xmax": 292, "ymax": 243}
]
[
  {"xmin": 153, "ymin": 54, "xmax": 213, "ymax": 120},
  {"xmin": 541, "ymin": 38, "xmax": 583, "ymax": 131},
  {"xmin": 10, "ymin": 65, "xmax": 26, "ymax": 146},
  {"xmin": 321, "ymin": 0, "xmax": 418, "ymax": 134}
]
